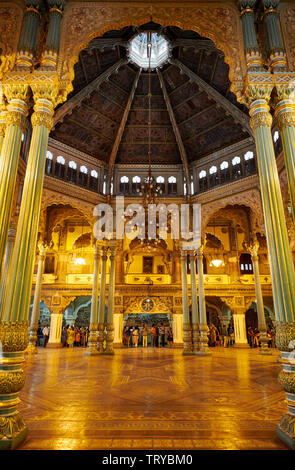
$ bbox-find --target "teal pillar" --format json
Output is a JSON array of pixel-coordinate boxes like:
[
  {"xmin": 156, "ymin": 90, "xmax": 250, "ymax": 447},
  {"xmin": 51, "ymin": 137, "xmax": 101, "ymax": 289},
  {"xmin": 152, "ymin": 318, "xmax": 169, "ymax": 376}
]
[
  {"xmin": 181, "ymin": 250, "xmax": 191, "ymax": 355},
  {"xmin": 16, "ymin": 1, "xmax": 42, "ymax": 68},
  {"xmin": 86, "ymin": 243, "xmax": 100, "ymax": 354},
  {"xmin": 190, "ymin": 251, "xmax": 199, "ymax": 353},
  {"xmin": 41, "ymin": 1, "xmax": 64, "ymax": 68},
  {"xmin": 97, "ymin": 247, "xmax": 108, "ymax": 352},
  {"xmin": 105, "ymin": 243, "xmax": 116, "ymax": 355},
  {"xmin": 249, "ymin": 97, "xmax": 295, "ymax": 449},
  {"xmin": 196, "ymin": 247, "xmax": 210, "ymax": 355},
  {"xmin": 239, "ymin": 0, "xmax": 263, "ymax": 69},
  {"xmin": 262, "ymin": 0, "xmax": 287, "ymax": 70}
]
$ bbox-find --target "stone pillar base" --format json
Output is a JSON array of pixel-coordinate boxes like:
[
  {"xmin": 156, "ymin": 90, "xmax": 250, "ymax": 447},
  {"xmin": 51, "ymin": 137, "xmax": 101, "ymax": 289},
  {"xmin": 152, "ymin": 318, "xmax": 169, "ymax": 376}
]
[
  {"xmin": 234, "ymin": 343, "xmax": 250, "ymax": 349},
  {"xmin": 47, "ymin": 343, "xmax": 63, "ymax": 349},
  {"xmin": 0, "ymin": 417, "xmax": 28, "ymax": 450},
  {"xmin": 173, "ymin": 343, "xmax": 183, "ymax": 349},
  {"xmin": 277, "ymin": 415, "xmax": 295, "ymax": 450}
]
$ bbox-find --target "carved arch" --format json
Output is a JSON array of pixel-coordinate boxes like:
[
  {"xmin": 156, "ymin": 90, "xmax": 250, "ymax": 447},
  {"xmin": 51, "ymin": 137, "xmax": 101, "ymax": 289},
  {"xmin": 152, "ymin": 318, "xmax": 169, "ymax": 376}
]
[{"xmin": 58, "ymin": 2, "xmax": 246, "ymax": 97}]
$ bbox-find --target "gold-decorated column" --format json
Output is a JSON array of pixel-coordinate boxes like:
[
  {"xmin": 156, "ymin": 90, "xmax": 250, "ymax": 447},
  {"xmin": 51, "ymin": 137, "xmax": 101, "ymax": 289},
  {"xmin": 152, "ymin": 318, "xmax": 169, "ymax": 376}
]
[
  {"xmin": 97, "ymin": 246, "xmax": 108, "ymax": 352},
  {"xmin": 105, "ymin": 242, "xmax": 116, "ymax": 355},
  {"xmin": 0, "ymin": 83, "xmax": 29, "ymax": 283},
  {"xmin": 247, "ymin": 88, "xmax": 295, "ymax": 449},
  {"xmin": 0, "ymin": 75, "xmax": 59, "ymax": 449},
  {"xmin": 86, "ymin": 242, "xmax": 100, "ymax": 355},
  {"xmin": 196, "ymin": 245, "xmax": 210, "ymax": 355},
  {"xmin": 181, "ymin": 249, "xmax": 191, "ymax": 355},
  {"xmin": 189, "ymin": 251, "xmax": 199, "ymax": 353},
  {"xmin": 27, "ymin": 243, "xmax": 47, "ymax": 353}
]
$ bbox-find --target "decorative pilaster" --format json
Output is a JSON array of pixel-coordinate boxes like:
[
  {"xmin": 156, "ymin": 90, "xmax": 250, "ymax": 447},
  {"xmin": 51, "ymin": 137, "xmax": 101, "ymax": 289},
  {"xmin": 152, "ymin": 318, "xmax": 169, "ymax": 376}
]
[
  {"xmin": 181, "ymin": 250, "xmax": 191, "ymax": 355},
  {"xmin": 244, "ymin": 80, "xmax": 295, "ymax": 449},
  {"xmin": 97, "ymin": 246, "xmax": 108, "ymax": 352},
  {"xmin": 105, "ymin": 243, "xmax": 116, "ymax": 355},
  {"xmin": 0, "ymin": 83, "xmax": 29, "ymax": 284},
  {"xmin": 190, "ymin": 251, "xmax": 199, "ymax": 353},
  {"xmin": 41, "ymin": 1, "xmax": 64, "ymax": 68},
  {"xmin": 261, "ymin": 0, "xmax": 287, "ymax": 70},
  {"xmin": 196, "ymin": 246, "xmax": 210, "ymax": 355},
  {"xmin": 27, "ymin": 243, "xmax": 47, "ymax": 353},
  {"xmin": 239, "ymin": 0, "xmax": 263, "ymax": 69},
  {"xmin": 16, "ymin": 1, "xmax": 42, "ymax": 69},
  {"xmin": 86, "ymin": 243, "xmax": 100, "ymax": 355},
  {"xmin": 248, "ymin": 240, "xmax": 270, "ymax": 353},
  {"xmin": 274, "ymin": 78, "xmax": 295, "ymax": 223}
]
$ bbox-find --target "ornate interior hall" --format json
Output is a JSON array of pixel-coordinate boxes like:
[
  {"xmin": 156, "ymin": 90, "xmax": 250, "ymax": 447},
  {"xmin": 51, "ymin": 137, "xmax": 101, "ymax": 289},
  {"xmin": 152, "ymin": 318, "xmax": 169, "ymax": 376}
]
[{"xmin": 0, "ymin": 0, "xmax": 295, "ymax": 452}]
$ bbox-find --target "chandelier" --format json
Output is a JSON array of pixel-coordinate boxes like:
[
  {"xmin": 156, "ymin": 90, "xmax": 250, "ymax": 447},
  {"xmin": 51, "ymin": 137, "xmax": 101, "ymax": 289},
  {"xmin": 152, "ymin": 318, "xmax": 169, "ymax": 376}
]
[{"xmin": 137, "ymin": 32, "xmax": 163, "ymax": 209}]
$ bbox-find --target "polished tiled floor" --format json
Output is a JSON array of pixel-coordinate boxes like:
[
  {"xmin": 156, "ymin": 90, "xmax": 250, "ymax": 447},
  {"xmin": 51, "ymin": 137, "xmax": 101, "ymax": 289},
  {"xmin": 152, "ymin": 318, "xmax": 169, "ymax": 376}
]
[{"xmin": 18, "ymin": 347, "xmax": 289, "ymax": 450}]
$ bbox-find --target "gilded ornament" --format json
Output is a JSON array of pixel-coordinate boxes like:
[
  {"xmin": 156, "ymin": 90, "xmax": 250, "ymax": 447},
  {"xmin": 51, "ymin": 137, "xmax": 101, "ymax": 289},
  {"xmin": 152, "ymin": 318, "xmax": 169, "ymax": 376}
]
[
  {"xmin": 277, "ymin": 414, "xmax": 295, "ymax": 445},
  {"xmin": 275, "ymin": 322, "xmax": 295, "ymax": 352},
  {"xmin": 0, "ymin": 370, "xmax": 25, "ymax": 394},
  {"xmin": 0, "ymin": 321, "xmax": 29, "ymax": 352},
  {"xmin": 31, "ymin": 111, "xmax": 54, "ymax": 130},
  {"xmin": 0, "ymin": 412, "xmax": 27, "ymax": 441},
  {"xmin": 5, "ymin": 111, "xmax": 26, "ymax": 129},
  {"xmin": 250, "ymin": 112, "xmax": 273, "ymax": 130},
  {"xmin": 278, "ymin": 370, "xmax": 295, "ymax": 394},
  {"xmin": 276, "ymin": 112, "xmax": 295, "ymax": 129}
]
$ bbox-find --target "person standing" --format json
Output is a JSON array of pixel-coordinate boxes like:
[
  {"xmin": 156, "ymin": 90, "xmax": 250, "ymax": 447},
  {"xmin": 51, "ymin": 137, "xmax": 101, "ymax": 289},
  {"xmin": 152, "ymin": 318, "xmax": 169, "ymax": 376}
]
[
  {"xmin": 151, "ymin": 324, "xmax": 157, "ymax": 348},
  {"xmin": 42, "ymin": 325, "xmax": 49, "ymax": 348},
  {"xmin": 167, "ymin": 327, "xmax": 173, "ymax": 348},
  {"xmin": 142, "ymin": 324, "xmax": 148, "ymax": 348},
  {"xmin": 160, "ymin": 323, "xmax": 165, "ymax": 348},
  {"xmin": 68, "ymin": 326, "xmax": 75, "ymax": 348},
  {"xmin": 125, "ymin": 327, "xmax": 131, "ymax": 348}
]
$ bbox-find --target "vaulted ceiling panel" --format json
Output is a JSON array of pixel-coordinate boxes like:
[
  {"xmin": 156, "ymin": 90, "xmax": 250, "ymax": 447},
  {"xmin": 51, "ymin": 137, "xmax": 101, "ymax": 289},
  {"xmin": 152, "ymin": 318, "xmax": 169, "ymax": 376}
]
[{"xmin": 51, "ymin": 23, "xmax": 251, "ymax": 169}]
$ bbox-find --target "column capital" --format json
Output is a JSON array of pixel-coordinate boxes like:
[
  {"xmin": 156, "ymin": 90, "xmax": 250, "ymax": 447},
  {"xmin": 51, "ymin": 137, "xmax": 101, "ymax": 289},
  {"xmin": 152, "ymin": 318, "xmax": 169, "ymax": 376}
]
[
  {"xmin": 240, "ymin": 72, "xmax": 274, "ymax": 107},
  {"xmin": 245, "ymin": 239, "xmax": 260, "ymax": 258},
  {"xmin": 249, "ymin": 101, "xmax": 273, "ymax": 131}
]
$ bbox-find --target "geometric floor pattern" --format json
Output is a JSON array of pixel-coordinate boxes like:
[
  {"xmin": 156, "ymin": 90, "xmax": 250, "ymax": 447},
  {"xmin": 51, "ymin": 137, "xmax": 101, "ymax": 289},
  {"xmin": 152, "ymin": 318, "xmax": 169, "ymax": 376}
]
[{"xmin": 18, "ymin": 347, "xmax": 290, "ymax": 450}]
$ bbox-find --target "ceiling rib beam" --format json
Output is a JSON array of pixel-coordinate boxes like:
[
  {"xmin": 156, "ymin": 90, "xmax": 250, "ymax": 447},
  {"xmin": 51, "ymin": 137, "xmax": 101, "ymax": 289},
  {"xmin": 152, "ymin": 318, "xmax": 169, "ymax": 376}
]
[
  {"xmin": 157, "ymin": 68, "xmax": 191, "ymax": 196},
  {"xmin": 107, "ymin": 68, "xmax": 142, "ymax": 193},
  {"xmin": 171, "ymin": 38, "xmax": 224, "ymax": 56},
  {"xmin": 84, "ymin": 38, "xmax": 128, "ymax": 51},
  {"xmin": 53, "ymin": 58, "xmax": 127, "ymax": 127},
  {"xmin": 171, "ymin": 58, "xmax": 253, "ymax": 137}
]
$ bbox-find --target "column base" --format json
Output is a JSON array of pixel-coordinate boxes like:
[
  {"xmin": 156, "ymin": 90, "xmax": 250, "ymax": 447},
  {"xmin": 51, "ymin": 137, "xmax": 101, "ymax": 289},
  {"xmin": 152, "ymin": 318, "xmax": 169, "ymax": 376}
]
[
  {"xmin": 85, "ymin": 348, "xmax": 100, "ymax": 356},
  {"xmin": 0, "ymin": 413, "xmax": 28, "ymax": 450},
  {"xmin": 194, "ymin": 350, "xmax": 212, "ymax": 356},
  {"xmin": 113, "ymin": 342, "xmax": 124, "ymax": 349},
  {"xmin": 259, "ymin": 348, "xmax": 272, "ymax": 355},
  {"xmin": 234, "ymin": 343, "xmax": 250, "ymax": 349},
  {"xmin": 182, "ymin": 350, "xmax": 195, "ymax": 356},
  {"xmin": 47, "ymin": 343, "xmax": 63, "ymax": 349},
  {"xmin": 277, "ymin": 415, "xmax": 295, "ymax": 450},
  {"xmin": 173, "ymin": 343, "xmax": 183, "ymax": 349}
]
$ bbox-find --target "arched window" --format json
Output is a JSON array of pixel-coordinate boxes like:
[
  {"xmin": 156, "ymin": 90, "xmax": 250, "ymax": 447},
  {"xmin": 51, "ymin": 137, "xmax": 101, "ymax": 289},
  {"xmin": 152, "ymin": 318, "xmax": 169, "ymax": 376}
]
[
  {"xmin": 89, "ymin": 170, "xmax": 98, "ymax": 191},
  {"xmin": 45, "ymin": 151, "xmax": 53, "ymax": 175},
  {"xmin": 239, "ymin": 253, "xmax": 253, "ymax": 274},
  {"xmin": 55, "ymin": 155, "xmax": 65, "ymax": 178},
  {"xmin": 132, "ymin": 175, "xmax": 141, "ymax": 194},
  {"xmin": 220, "ymin": 161, "xmax": 230, "ymax": 183},
  {"xmin": 273, "ymin": 131, "xmax": 279, "ymax": 143},
  {"xmin": 120, "ymin": 175, "xmax": 129, "ymax": 194},
  {"xmin": 168, "ymin": 175, "xmax": 177, "ymax": 195},
  {"xmin": 199, "ymin": 170, "xmax": 208, "ymax": 192},
  {"xmin": 79, "ymin": 165, "xmax": 88, "ymax": 187},
  {"xmin": 244, "ymin": 151, "xmax": 256, "ymax": 175},
  {"xmin": 209, "ymin": 165, "xmax": 218, "ymax": 187},
  {"xmin": 67, "ymin": 160, "xmax": 77, "ymax": 183},
  {"xmin": 232, "ymin": 156, "xmax": 242, "ymax": 179},
  {"xmin": 156, "ymin": 175, "xmax": 165, "ymax": 194}
]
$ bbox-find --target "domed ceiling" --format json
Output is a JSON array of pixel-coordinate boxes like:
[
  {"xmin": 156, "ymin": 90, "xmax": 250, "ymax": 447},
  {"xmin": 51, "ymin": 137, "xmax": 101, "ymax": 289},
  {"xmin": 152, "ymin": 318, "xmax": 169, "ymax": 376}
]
[{"xmin": 51, "ymin": 23, "xmax": 251, "ymax": 167}]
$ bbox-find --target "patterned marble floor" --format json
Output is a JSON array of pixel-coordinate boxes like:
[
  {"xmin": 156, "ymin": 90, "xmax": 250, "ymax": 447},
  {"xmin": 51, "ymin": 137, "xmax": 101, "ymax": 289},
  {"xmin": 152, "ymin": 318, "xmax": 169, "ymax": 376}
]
[{"xmin": 17, "ymin": 347, "xmax": 290, "ymax": 450}]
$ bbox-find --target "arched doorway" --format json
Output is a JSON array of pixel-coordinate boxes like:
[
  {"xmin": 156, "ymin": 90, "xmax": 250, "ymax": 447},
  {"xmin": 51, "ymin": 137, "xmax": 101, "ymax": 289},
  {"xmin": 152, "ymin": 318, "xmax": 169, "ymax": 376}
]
[
  {"xmin": 63, "ymin": 296, "xmax": 92, "ymax": 328},
  {"xmin": 29, "ymin": 298, "xmax": 51, "ymax": 327},
  {"xmin": 123, "ymin": 313, "xmax": 172, "ymax": 347}
]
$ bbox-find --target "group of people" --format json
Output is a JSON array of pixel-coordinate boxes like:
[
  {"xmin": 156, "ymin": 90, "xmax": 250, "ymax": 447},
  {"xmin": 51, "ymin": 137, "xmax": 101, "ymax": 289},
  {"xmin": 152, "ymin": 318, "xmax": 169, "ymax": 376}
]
[
  {"xmin": 61, "ymin": 326, "xmax": 90, "ymax": 348},
  {"xmin": 247, "ymin": 326, "xmax": 274, "ymax": 348},
  {"xmin": 208, "ymin": 323, "xmax": 235, "ymax": 347},
  {"xmin": 123, "ymin": 323, "xmax": 174, "ymax": 348},
  {"xmin": 36, "ymin": 324, "xmax": 50, "ymax": 347}
]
